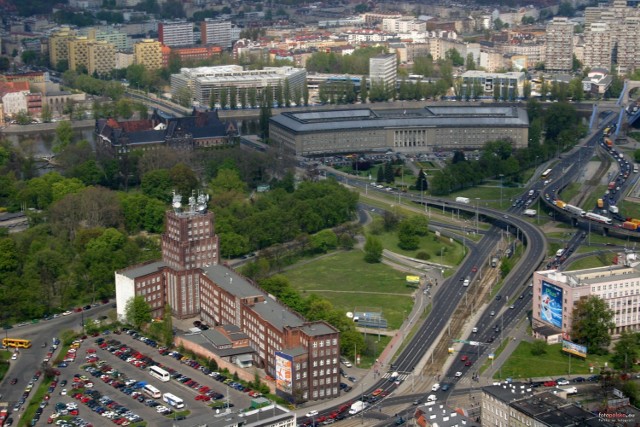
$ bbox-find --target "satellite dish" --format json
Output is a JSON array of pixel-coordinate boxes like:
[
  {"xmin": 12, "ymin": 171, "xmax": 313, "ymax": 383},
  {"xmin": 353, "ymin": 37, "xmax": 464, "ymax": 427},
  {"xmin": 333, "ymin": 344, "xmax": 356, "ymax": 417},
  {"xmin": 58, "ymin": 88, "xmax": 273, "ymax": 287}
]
[{"xmin": 346, "ymin": 312, "xmax": 353, "ymax": 319}]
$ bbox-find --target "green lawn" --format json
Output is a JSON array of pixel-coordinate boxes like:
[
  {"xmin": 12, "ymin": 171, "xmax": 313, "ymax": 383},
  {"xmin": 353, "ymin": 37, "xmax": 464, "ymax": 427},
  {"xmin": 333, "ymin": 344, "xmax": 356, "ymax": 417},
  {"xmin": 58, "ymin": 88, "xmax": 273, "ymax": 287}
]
[
  {"xmin": 497, "ymin": 342, "xmax": 612, "ymax": 379},
  {"xmin": 282, "ymin": 250, "xmax": 415, "ymax": 329},
  {"xmin": 444, "ymin": 186, "xmax": 524, "ymax": 210},
  {"xmin": 370, "ymin": 230, "xmax": 465, "ymax": 266},
  {"xmin": 565, "ymin": 253, "xmax": 617, "ymax": 270},
  {"xmin": 617, "ymin": 199, "xmax": 640, "ymax": 220},
  {"xmin": 557, "ymin": 182, "xmax": 581, "ymax": 204},
  {"xmin": 580, "ymin": 185, "xmax": 607, "ymax": 211}
]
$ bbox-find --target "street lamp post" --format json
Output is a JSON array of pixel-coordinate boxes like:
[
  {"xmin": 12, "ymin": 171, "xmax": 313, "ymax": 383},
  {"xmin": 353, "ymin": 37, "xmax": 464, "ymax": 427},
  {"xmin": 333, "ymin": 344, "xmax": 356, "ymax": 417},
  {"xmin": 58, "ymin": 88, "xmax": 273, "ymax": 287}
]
[
  {"xmin": 475, "ymin": 198, "xmax": 480, "ymax": 234},
  {"xmin": 499, "ymin": 174, "xmax": 504, "ymax": 208}
]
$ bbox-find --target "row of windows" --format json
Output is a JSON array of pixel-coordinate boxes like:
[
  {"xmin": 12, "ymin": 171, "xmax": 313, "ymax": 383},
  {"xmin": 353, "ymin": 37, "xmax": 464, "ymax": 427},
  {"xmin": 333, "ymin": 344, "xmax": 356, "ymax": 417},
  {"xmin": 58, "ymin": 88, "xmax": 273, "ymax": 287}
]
[
  {"xmin": 593, "ymin": 281, "xmax": 640, "ymax": 292},
  {"xmin": 312, "ymin": 358, "xmax": 337, "ymax": 367},
  {"xmin": 311, "ymin": 375, "xmax": 339, "ymax": 386},
  {"xmin": 312, "ymin": 339, "xmax": 338, "ymax": 348},
  {"xmin": 311, "ymin": 387, "xmax": 338, "ymax": 398}
]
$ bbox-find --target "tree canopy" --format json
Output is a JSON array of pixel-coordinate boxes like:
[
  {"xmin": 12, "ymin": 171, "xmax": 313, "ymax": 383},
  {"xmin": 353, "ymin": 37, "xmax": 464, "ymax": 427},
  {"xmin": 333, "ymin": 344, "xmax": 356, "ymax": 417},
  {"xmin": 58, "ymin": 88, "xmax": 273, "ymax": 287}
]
[{"xmin": 571, "ymin": 296, "xmax": 615, "ymax": 355}]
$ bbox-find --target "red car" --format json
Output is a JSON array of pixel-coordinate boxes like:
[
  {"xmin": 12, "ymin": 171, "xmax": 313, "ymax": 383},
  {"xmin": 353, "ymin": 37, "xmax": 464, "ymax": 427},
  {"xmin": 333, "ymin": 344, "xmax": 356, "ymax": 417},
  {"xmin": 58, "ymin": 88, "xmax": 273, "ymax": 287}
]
[
  {"xmin": 543, "ymin": 381, "xmax": 557, "ymax": 387},
  {"xmin": 472, "ymin": 266, "xmax": 478, "ymax": 272},
  {"xmin": 460, "ymin": 355, "xmax": 468, "ymax": 362},
  {"xmin": 464, "ymin": 360, "xmax": 473, "ymax": 366}
]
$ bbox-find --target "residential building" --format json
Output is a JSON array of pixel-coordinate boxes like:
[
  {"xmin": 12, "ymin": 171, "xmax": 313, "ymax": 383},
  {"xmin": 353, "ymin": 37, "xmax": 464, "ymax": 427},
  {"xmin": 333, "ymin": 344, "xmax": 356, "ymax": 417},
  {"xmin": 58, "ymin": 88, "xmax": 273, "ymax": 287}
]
[
  {"xmin": 533, "ymin": 255, "xmax": 640, "ymax": 338},
  {"xmin": 460, "ymin": 70, "xmax": 525, "ymax": 99},
  {"xmin": 170, "ymin": 65, "xmax": 307, "ymax": 107},
  {"xmin": 414, "ymin": 403, "xmax": 479, "ymax": 427},
  {"xmin": 269, "ymin": 106, "xmax": 529, "ymax": 156},
  {"xmin": 2, "ymin": 90, "xmax": 28, "ymax": 116},
  {"xmin": 545, "ymin": 17, "xmax": 574, "ymax": 72},
  {"xmin": 180, "ymin": 404, "xmax": 296, "ymax": 427},
  {"xmin": 382, "ymin": 17, "xmax": 426, "ymax": 33},
  {"xmin": 68, "ymin": 36, "xmax": 92, "ymax": 72},
  {"xmin": 169, "ymin": 45, "xmax": 223, "ymax": 63},
  {"xmin": 616, "ymin": 17, "xmax": 640, "ymax": 74},
  {"xmin": 583, "ymin": 22, "xmax": 612, "ymax": 71},
  {"xmin": 201, "ymin": 19, "xmax": 232, "ymax": 48},
  {"xmin": 85, "ymin": 27, "xmax": 131, "ymax": 50},
  {"xmin": 115, "ymin": 51, "xmax": 134, "ymax": 69},
  {"xmin": 87, "ymin": 41, "xmax": 116, "ymax": 75},
  {"xmin": 114, "ymin": 196, "xmax": 340, "ymax": 403},
  {"xmin": 133, "ymin": 39, "xmax": 163, "ymax": 70},
  {"xmin": 48, "ymin": 27, "xmax": 76, "ymax": 67},
  {"xmin": 26, "ymin": 93, "xmax": 42, "ymax": 116},
  {"xmin": 158, "ymin": 21, "xmax": 194, "ymax": 47},
  {"xmin": 482, "ymin": 384, "xmax": 613, "ymax": 427},
  {"xmin": 369, "ymin": 53, "xmax": 397, "ymax": 92}
]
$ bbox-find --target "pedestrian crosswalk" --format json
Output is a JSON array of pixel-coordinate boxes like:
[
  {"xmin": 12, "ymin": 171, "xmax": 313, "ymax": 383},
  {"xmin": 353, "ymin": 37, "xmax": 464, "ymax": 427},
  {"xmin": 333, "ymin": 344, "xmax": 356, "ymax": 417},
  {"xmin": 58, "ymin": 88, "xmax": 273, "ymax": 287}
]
[{"xmin": 381, "ymin": 372, "xmax": 410, "ymax": 381}]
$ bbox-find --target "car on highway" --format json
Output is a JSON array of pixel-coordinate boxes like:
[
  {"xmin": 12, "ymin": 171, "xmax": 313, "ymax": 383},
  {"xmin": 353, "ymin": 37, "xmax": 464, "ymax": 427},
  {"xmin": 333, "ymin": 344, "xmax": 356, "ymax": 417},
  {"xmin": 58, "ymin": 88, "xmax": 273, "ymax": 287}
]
[
  {"xmin": 509, "ymin": 305, "xmax": 515, "ymax": 309},
  {"xmin": 305, "ymin": 410, "xmax": 318, "ymax": 418},
  {"xmin": 464, "ymin": 360, "xmax": 473, "ymax": 366},
  {"xmin": 454, "ymin": 372, "xmax": 462, "ymax": 378},
  {"xmin": 460, "ymin": 355, "xmax": 468, "ymax": 362},
  {"xmin": 556, "ymin": 378, "xmax": 570, "ymax": 385},
  {"xmin": 440, "ymin": 384, "xmax": 450, "ymax": 392},
  {"xmin": 10, "ymin": 378, "xmax": 18, "ymax": 385},
  {"xmin": 431, "ymin": 383, "xmax": 440, "ymax": 392},
  {"xmin": 471, "ymin": 265, "xmax": 478, "ymax": 272},
  {"xmin": 543, "ymin": 380, "xmax": 557, "ymax": 387},
  {"xmin": 573, "ymin": 377, "xmax": 585, "ymax": 383},
  {"xmin": 490, "ymin": 311, "xmax": 495, "ymax": 316}
]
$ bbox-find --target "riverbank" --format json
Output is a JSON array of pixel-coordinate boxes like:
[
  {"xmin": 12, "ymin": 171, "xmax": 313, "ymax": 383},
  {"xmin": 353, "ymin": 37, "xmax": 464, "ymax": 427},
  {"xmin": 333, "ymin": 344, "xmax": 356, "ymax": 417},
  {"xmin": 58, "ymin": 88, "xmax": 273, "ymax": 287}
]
[{"xmin": 0, "ymin": 119, "xmax": 94, "ymax": 134}]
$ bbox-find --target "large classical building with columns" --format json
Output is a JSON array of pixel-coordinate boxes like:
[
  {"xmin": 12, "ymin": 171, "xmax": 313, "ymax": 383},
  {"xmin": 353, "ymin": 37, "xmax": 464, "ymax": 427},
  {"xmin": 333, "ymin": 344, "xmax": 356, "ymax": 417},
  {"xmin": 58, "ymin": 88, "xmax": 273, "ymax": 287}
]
[
  {"xmin": 115, "ymin": 194, "xmax": 340, "ymax": 402},
  {"xmin": 269, "ymin": 105, "xmax": 529, "ymax": 156}
]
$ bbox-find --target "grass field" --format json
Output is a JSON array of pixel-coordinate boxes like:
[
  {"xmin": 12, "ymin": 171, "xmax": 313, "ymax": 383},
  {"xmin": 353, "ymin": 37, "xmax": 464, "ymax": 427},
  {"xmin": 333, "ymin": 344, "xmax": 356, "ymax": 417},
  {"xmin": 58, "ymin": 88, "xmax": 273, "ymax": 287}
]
[
  {"xmin": 497, "ymin": 342, "xmax": 612, "ymax": 379},
  {"xmin": 565, "ymin": 253, "xmax": 617, "ymax": 270},
  {"xmin": 371, "ymin": 230, "xmax": 465, "ymax": 266},
  {"xmin": 617, "ymin": 199, "xmax": 640, "ymax": 220},
  {"xmin": 581, "ymin": 185, "xmax": 608, "ymax": 211},
  {"xmin": 445, "ymin": 185, "xmax": 524, "ymax": 210},
  {"xmin": 557, "ymin": 182, "xmax": 581, "ymax": 204},
  {"xmin": 282, "ymin": 250, "xmax": 415, "ymax": 330}
]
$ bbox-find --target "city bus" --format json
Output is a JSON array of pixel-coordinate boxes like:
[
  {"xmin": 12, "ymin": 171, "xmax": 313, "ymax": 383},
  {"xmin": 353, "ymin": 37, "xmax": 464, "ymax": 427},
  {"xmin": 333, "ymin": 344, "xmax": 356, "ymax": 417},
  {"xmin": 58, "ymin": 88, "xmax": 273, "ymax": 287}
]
[
  {"xmin": 149, "ymin": 365, "xmax": 171, "ymax": 382},
  {"xmin": 541, "ymin": 169, "xmax": 552, "ymax": 179},
  {"xmin": 2, "ymin": 338, "xmax": 32, "ymax": 349},
  {"xmin": 162, "ymin": 392, "xmax": 185, "ymax": 409},
  {"xmin": 143, "ymin": 384, "xmax": 161, "ymax": 399}
]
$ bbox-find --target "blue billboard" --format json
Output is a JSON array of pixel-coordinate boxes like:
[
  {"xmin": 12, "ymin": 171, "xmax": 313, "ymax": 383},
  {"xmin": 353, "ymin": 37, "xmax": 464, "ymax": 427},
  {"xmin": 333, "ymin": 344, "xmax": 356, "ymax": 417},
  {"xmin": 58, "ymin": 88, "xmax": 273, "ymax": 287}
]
[{"xmin": 541, "ymin": 281, "xmax": 563, "ymax": 329}]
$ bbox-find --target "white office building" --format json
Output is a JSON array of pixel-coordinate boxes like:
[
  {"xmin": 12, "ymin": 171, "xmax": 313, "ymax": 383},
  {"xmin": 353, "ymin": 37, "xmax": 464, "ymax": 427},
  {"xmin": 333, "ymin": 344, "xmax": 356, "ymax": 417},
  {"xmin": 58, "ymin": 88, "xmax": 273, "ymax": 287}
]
[
  {"xmin": 158, "ymin": 20, "xmax": 194, "ymax": 47},
  {"xmin": 171, "ymin": 65, "xmax": 307, "ymax": 106},
  {"xmin": 533, "ymin": 254, "xmax": 640, "ymax": 338},
  {"xmin": 369, "ymin": 53, "xmax": 397, "ymax": 92}
]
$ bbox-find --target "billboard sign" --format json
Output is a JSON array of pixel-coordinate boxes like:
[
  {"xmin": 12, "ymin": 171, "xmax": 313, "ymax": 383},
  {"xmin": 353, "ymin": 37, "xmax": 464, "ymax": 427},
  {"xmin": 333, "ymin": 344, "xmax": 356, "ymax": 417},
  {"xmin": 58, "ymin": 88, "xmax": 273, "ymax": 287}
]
[
  {"xmin": 540, "ymin": 281, "xmax": 563, "ymax": 329},
  {"xmin": 275, "ymin": 351, "xmax": 293, "ymax": 394},
  {"xmin": 562, "ymin": 340, "xmax": 587, "ymax": 358}
]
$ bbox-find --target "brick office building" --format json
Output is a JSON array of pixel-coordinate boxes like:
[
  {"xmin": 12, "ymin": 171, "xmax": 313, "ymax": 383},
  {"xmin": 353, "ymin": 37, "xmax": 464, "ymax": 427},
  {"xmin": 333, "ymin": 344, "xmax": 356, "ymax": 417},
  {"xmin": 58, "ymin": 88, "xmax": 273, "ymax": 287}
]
[{"xmin": 115, "ymin": 194, "xmax": 340, "ymax": 402}]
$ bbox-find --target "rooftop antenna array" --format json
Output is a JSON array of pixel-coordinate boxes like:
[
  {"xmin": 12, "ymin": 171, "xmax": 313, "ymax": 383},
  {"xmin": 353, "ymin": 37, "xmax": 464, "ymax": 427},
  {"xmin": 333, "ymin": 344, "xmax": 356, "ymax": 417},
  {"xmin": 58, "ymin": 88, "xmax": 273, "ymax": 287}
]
[{"xmin": 172, "ymin": 191, "xmax": 182, "ymax": 212}]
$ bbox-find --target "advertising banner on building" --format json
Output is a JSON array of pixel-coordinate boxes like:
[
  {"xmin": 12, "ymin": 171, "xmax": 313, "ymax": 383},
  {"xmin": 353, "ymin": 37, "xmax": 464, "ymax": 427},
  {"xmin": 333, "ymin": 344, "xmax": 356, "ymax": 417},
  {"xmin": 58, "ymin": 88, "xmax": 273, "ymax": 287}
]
[
  {"xmin": 275, "ymin": 351, "xmax": 293, "ymax": 394},
  {"xmin": 541, "ymin": 280, "xmax": 563, "ymax": 329},
  {"xmin": 562, "ymin": 340, "xmax": 587, "ymax": 358}
]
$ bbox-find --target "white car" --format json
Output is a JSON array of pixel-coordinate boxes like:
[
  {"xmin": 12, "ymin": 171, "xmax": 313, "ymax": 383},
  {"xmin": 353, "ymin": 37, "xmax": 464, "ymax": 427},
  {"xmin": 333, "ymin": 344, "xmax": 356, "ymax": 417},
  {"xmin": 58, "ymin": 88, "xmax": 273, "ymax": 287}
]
[
  {"xmin": 60, "ymin": 388, "xmax": 67, "ymax": 395},
  {"xmin": 62, "ymin": 311, "xmax": 72, "ymax": 316},
  {"xmin": 305, "ymin": 410, "xmax": 318, "ymax": 418},
  {"xmin": 431, "ymin": 383, "xmax": 440, "ymax": 392},
  {"xmin": 427, "ymin": 394, "xmax": 437, "ymax": 402},
  {"xmin": 556, "ymin": 379, "xmax": 570, "ymax": 385},
  {"xmin": 11, "ymin": 353, "xmax": 18, "ymax": 360},
  {"xmin": 455, "ymin": 372, "xmax": 462, "ymax": 378}
]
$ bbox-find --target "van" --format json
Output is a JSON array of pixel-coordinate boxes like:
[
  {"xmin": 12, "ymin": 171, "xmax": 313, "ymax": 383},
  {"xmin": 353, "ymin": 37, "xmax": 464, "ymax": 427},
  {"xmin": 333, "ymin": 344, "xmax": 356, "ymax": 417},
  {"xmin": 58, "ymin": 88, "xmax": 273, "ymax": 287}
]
[
  {"xmin": 528, "ymin": 190, "xmax": 534, "ymax": 196},
  {"xmin": 427, "ymin": 394, "xmax": 437, "ymax": 402},
  {"xmin": 463, "ymin": 278, "xmax": 470, "ymax": 287}
]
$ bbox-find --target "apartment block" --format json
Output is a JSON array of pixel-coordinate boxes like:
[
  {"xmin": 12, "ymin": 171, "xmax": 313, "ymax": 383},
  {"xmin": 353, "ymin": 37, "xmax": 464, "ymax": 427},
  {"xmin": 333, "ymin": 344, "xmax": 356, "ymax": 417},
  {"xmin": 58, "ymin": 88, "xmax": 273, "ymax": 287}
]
[
  {"xmin": 88, "ymin": 41, "xmax": 116, "ymax": 76},
  {"xmin": 583, "ymin": 22, "xmax": 612, "ymax": 71},
  {"xmin": 382, "ymin": 17, "xmax": 426, "ymax": 33},
  {"xmin": 68, "ymin": 36, "xmax": 92, "ymax": 72},
  {"xmin": 85, "ymin": 27, "xmax": 131, "ymax": 50},
  {"xmin": 134, "ymin": 39, "xmax": 163, "ymax": 70},
  {"xmin": 115, "ymin": 198, "xmax": 340, "ymax": 403},
  {"xmin": 369, "ymin": 53, "xmax": 397, "ymax": 91},
  {"xmin": 545, "ymin": 17, "xmax": 574, "ymax": 72},
  {"xmin": 460, "ymin": 70, "xmax": 525, "ymax": 99},
  {"xmin": 616, "ymin": 17, "xmax": 640, "ymax": 74},
  {"xmin": 158, "ymin": 21, "xmax": 194, "ymax": 47},
  {"xmin": 201, "ymin": 19, "xmax": 232, "ymax": 48},
  {"xmin": 48, "ymin": 27, "xmax": 76, "ymax": 67}
]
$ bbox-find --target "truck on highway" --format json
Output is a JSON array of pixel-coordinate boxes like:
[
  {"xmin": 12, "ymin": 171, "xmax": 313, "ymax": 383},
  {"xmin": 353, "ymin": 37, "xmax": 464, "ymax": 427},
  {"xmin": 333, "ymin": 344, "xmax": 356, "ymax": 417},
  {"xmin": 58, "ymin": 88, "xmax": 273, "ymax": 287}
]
[
  {"xmin": 389, "ymin": 371, "xmax": 399, "ymax": 382},
  {"xmin": 349, "ymin": 401, "xmax": 367, "ymax": 415},
  {"xmin": 555, "ymin": 200, "xmax": 566, "ymax": 209},
  {"xmin": 622, "ymin": 221, "xmax": 638, "ymax": 231},
  {"xmin": 609, "ymin": 205, "xmax": 619, "ymax": 214},
  {"xmin": 564, "ymin": 204, "xmax": 586, "ymax": 217},
  {"xmin": 455, "ymin": 197, "xmax": 470, "ymax": 204},
  {"xmin": 597, "ymin": 199, "xmax": 604, "ymax": 209},
  {"xmin": 491, "ymin": 257, "xmax": 498, "ymax": 268},
  {"xmin": 0, "ymin": 402, "xmax": 8, "ymax": 426},
  {"xmin": 524, "ymin": 209, "xmax": 536, "ymax": 217}
]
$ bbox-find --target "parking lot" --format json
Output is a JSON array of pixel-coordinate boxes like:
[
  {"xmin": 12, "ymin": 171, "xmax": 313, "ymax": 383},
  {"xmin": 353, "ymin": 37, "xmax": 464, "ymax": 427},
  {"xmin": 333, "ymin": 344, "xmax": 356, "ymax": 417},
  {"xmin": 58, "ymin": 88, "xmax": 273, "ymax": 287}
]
[{"xmin": 22, "ymin": 329, "xmax": 258, "ymax": 426}]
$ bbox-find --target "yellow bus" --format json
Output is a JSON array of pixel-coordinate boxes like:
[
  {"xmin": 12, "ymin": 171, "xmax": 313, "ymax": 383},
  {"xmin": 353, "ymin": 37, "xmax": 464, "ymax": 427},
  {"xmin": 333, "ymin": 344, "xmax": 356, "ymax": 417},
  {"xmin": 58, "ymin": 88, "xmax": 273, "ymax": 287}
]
[{"xmin": 2, "ymin": 338, "xmax": 32, "ymax": 349}]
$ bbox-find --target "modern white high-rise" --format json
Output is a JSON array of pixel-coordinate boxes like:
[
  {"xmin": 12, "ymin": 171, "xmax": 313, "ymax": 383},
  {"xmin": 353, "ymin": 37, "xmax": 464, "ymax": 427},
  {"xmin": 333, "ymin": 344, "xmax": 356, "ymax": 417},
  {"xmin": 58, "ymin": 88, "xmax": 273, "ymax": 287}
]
[
  {"xmin": 545, "ymin": 17, "xmax": 574, "ymax": 72},
  {"xmin": 158, "ymin": 20, "xmax": 194, "ymax": 47},
  {"xmin": 369, "ymin": 53, "xmax": 397, "ymax": 93},
  {"xmin": 201, "ymin": 19, "xmax": 232, "ymax": 49}
]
